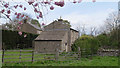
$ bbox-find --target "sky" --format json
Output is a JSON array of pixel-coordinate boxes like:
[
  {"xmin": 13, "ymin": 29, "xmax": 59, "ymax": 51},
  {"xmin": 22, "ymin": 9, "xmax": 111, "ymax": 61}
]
[
  {"xmin": 0, "ymin": 1, "xmax": 119, "ymax": 34},
  {"xmin": 0, "ymin": 0, "xmax": 119, "ymax": 2},
  {"xmin": 45, "ymin": 2, "xmax": 118, "ymax": 32}
]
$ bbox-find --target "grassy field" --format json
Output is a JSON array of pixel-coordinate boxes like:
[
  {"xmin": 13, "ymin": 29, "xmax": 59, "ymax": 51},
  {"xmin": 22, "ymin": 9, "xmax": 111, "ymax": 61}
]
[
  {"xmin": 1, "ymin": 50, "xmax": 119, "ymax": 66},
  {"xmin": 3, "ymin": 50, "xmax": 56, "ymax": 63},
  {"xmin": 2, "ymin": 56, "xmax": 118, "ymax": 66}
]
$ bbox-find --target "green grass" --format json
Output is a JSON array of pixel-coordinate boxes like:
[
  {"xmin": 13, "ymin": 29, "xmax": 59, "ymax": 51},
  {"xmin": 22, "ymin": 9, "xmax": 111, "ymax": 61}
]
[
  {"xmin": 0, "ymin": 51, "xmax": 2, "ymax": 68},
  {"xmin": 2, "ymin": 56, "xmax": 118, "ymax": 66},
  {"xmin": 3, "ymin": 51, "xmax": 55, "ymax": 62},
  {"xmin": 1, "ymin": 50, "xmax": 119, "ymax": 66},
  {"xmin": 3, "ymin": 50, "xmax": 78, "ymax": 63}
]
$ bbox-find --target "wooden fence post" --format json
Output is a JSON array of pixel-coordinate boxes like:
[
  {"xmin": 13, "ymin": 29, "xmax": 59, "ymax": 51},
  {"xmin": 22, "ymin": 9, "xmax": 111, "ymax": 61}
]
[
  {"xmin": 77, "ymin": 47, "xmax": 81, "ymax": 60},
  {"xmin": 32, "ymin": 50, "xmax": 34, "ymax": 63},
  {"xmin": 19, "ymin": 50, "xmax": 21, "ymax": 63},
  {"xmin": 55, "ymin": 49, "xmax": 59, "ymax": 61},
  {"xmin": 2, "ymin": 49, "xmax": 5, "ymax": 63},
  {"xmin": 32, "ymin": 41, "xmax": 35, "ymax": 49}
]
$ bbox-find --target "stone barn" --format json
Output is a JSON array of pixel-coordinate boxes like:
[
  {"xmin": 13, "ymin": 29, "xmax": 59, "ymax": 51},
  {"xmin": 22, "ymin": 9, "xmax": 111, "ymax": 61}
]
[
  {"xmin": 19, "ymin": 22, "xmax": 42, "ymax": 34},
  {"xmin": 34, "ymin": 19, "xmax": 79, "ymax": 53},
  {"xmin": 34, "ymin": 31, "xmax": 68, "ymax": 53}
]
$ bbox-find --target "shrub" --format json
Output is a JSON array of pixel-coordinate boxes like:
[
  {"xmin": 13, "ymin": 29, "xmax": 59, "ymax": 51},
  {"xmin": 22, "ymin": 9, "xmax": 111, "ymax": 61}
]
[
  {"xmin": 96, "ymin": 33, "xmax": 118, "ymax": 49},
  {"xmin": 72, "ymin": 35, "xmax": 99, "ymax": 57},
  {"xmin": 96, "ymin": 34, "xmax": 110, "ymax": 47}
]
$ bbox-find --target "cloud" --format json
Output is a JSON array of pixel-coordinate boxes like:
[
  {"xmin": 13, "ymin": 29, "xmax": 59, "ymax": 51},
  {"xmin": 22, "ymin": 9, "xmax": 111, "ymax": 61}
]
[
  {"xmin": 63, "ymin": 8, "xmax": 116, "ymax": 33},
  {"xmin": 106, "ymin": 8, "xmax": 116, "ymax": 13},
  {"xmin": 63, "ymin": 12, "xmax": 104, "ymax": 28},
  {"xmin": 0, "ymin": 18, "xmax": 8, "ymax": 25}
]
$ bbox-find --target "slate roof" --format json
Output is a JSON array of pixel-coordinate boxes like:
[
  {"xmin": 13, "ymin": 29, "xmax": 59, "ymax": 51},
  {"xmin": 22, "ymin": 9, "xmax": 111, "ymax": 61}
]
[
  {"xmin": 27, "ymin": 22, "xmax": 42, "ymax": 30},
  {"xmin": 70, "ymin": 28, "xmax": 79, "ymax": 32},
  {"xmin": 35, "ymin": 31, "xmax": 67, "ymax": 40}
]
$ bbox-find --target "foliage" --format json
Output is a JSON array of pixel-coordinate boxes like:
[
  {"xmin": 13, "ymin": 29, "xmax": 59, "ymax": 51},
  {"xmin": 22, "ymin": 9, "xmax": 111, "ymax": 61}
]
[
  {"xmin": 99, "ymin": 11, "xmax": 119, "ymax": 49},
  {"xmin": 71, "ymin": 44, "xmax": 78, "ymax": 52},
  {"xmin": 2, "ymin": 30, "xmax": 38, "ymax": 49},
  {"xmin": 2, "ymin": 22, "xmax": 19, "ymax": 31},
  {"xmin": 96, "ymin": 34, "xmax": 110, "ymax": 47},
  {"xmin": 0, "ymin": 0, "xmax": 96, "ymax": 23},
  {"xmin": 109, "ymin": 25, "xmax": 120, "ymax": 48},
  {"xmin": 31, "ymin": 19, "xmax": 41, "ymax": 27},
  {"xmin": 72, "ymin": 28, "xmax": 119, "ymax": 56},
  {"xmin": 62, "ymin": 19, "xmax": 71, "ymax": 27},
  {"xmin": 79, "ymin": 35, "xmax": 93, "ymax": 40},
  {"xmin": 72, "ymin": 35, "xmax": 99, "ymax": 57},
  {"xmin": 96, "ymin": 32, "xmax": 119, "ymax": 49},
  {"xmin": 57, "ymin": 19, "xmax": 71, "ymax": 27}
]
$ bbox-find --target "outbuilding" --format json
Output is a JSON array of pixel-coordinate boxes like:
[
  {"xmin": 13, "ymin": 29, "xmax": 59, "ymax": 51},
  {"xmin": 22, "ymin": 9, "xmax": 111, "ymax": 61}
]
[{"xmin": 34, "ymin": 19, "xmax": 79, "ymax": 53}]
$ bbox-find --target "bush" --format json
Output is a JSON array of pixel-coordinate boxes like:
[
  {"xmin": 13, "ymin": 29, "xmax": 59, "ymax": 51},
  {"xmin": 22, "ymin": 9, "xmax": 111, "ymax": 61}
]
[
  {"xmin": 96, "ymin": 33, "xmax": 118, "ymax": 49},
  {"xmin": 96, "ymin": 34, "xmax": 110, "ymax": 47},
  {"xmin": 72, "ymin": 35, "xmax": 99, "ymax": 57}
]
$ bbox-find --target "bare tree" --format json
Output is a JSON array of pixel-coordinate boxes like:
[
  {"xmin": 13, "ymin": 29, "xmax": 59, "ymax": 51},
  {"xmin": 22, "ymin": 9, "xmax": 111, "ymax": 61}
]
[
  {"xmin": 76, "ymin": 25, "xmax": 81, "ymax": 36},
  {"xmin": 100, "ymin": 11, "xmax": 120, "ymax": 47},
  {"xmin": 76, "ymin": 24, "xmax": 87, "ymax": 36},
  {"xmin": 104, "ymin": 11, "xmax": 119, "ymax": 33},
  {"xmin": 98, "ymin": 11, "xmax": 119, "ymax": 35},
  {"xmin": 90, "ymin": 26, "xmax": 97, "ymax": 36}
]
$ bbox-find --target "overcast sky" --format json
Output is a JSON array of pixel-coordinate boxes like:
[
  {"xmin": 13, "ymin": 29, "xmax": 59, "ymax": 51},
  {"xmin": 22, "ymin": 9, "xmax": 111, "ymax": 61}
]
[{"xmin": 0, "ymin": 1, "xmax": 118, "ymax": 34}]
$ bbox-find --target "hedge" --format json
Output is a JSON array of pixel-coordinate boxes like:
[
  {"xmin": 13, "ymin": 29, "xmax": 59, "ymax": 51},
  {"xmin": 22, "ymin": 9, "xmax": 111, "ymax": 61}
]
[{"xmin": 2, "ymin": 29, "xmax": 38, "ymax": 49}]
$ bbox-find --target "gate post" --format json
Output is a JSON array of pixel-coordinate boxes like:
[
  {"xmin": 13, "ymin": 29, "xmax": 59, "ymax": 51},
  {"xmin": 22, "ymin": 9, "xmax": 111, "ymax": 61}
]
[
  {"xmin": 78, "ymin": 47, "xmax": 81, "ymax": 60},
  {"xmin": 32, "ymin": 50, "xmax": 34, "ymax": 63},
  {"xmin": 55, "ymin": 49, "xmax": 59, "ymax": 61},
  {"xmin": 2, "ymin": 49, "xmax": 5, "ymax": 63},
  {"xmin": 19, "ymin": 50, "xmax": 22, "ymax": 63}
]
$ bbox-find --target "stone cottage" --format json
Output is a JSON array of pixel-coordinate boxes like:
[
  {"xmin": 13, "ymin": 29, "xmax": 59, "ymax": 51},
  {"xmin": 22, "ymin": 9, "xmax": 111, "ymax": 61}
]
[{"xmin": 34, "ymin": 19, "xmax": 79, "ymax": 53}]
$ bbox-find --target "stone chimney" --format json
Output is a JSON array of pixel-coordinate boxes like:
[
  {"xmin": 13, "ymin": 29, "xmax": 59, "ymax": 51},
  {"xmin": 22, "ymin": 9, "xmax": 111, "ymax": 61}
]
[{"xmin": 58, "ymin": 16, "xmax": 63, "ymax": 21}]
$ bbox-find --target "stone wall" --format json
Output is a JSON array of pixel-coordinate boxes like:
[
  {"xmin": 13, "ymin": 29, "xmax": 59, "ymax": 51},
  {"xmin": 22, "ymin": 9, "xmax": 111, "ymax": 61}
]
[
  {"xmin": 34, "ymin": 40, "xmax": 61, "ymax": 53},
  {"xmin": 70, "ymin": 30, "xmax": 79, "ymax": 45},
  {"xmin": 97, "ymin": 49, "xmax": 119, "ymax": 56},
  {"xmin": 44, "ymin": 20, "xmax": 70, "ymax": 31},
  {"xmin": 61, "ymin": 32, "xmax": 68, "ymax": 52}
]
